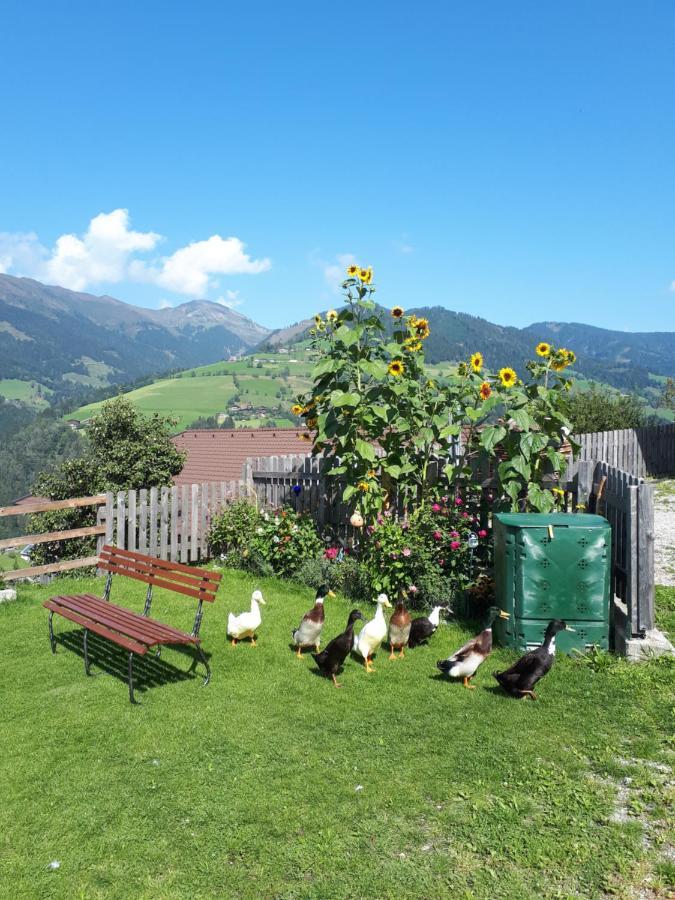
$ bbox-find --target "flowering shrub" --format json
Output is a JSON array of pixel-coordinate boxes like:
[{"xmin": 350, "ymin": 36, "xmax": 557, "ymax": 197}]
[
  {"xmin": 208, "ymin": 500, "xmax": 261, "ymax": 558},
  {"xmin": 295, "ymin": 265, "xmax": 577, "ymax": 521},
  {"xmin": 251, "ymin": 508, "xmax": 322, "ymax": 579}
]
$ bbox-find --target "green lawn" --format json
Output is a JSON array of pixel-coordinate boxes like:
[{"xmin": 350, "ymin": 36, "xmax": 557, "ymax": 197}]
[
  {"xmin": 0, "ymin": 551, "xmax": 28, "ymax": 573},
  {"xmin": 1, "ymin": 573, "xmax": 673, "ymax": 898}
]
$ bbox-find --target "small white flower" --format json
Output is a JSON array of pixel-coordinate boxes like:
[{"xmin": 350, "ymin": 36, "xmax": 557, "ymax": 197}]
[
  {"xmin": 47, "ymin": 861, "xmax": 60, "ymax": 870},
  {"xmin": 355, "ymin": 784, "xmax": 363, "ymax": 792}
]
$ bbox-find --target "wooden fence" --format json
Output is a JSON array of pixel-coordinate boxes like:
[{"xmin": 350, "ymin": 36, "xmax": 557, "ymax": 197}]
[{"xmin": 572, "ymin": 423, "xmax": 675, "ymax": 478}]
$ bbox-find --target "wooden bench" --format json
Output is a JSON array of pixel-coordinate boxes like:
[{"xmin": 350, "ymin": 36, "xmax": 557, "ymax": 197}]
[{"xmin": 44, "ymin": 545, "xmax": 222, "ymax": 702}]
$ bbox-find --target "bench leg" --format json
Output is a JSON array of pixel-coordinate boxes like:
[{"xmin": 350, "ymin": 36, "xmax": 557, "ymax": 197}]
[
  {"xmin": 48, "ymin": 611, "xmax": 56, "ymax": 654},
  {"xmin": 83, "ymin": 629, "xmax": 91, "ymax": 675},
  {"xmin": 128, "ymin": 652, "xmax": 137, "ymax": 704},
  {"xmin": 189, "ymin": 644, "xmax": 211, "ymax": 686}
]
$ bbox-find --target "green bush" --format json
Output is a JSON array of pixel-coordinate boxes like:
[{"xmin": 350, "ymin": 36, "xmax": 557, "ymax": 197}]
[
  {"xmin": 294, "ymin": 552, "xmax": 370, "ymax": 600},
  {"xmin": 208, "ymin": 500, "xmax": 261, "ymax": 557},
  {"xmin": 251, "ymin": 508, "xmax": 322, "ymax": 579}
]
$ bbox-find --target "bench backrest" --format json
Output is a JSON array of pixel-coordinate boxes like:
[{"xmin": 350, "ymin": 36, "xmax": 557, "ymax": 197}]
[{"xmin": 98, "ymin": 545, "xmax": 221, "ymax": 603}]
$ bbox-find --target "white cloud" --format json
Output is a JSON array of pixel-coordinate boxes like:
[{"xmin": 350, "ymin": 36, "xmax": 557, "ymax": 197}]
[
  {"xmin": 137, "ymin": 235, "xmax": 270, "ymax": 296},
  {"xmin": 157, "ymin": 298, "xmax": 173, "ymax": 309},
  {"xmin": 321, "ymin": 252, "xmax": 357, "ymax": 292},
  {"xmin": 214, "ymin": 289, "xmax": 243, "ymax": 309},
  {"xmin": 0, "ymin": 209, "xmax": 270, "ymax": 298},
  {"xmin": 394, "ymin": 240, "xmax": 415, "ymax": 254}
]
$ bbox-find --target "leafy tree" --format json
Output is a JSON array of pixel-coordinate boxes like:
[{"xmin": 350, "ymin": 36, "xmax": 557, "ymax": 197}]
[
  {"xmin": 661, "ymin": 377, "xmax": 675, "ymax": 412},
  {"xmin": 565, "ymin": 387, "xmax": 647, "ymax": 434},
  {"xmin": 29, "ymin": 397, "xmax": 186, "ymax": 564}
]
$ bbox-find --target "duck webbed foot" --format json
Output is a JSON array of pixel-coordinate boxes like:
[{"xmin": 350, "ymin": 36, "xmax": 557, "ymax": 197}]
[{"xmin": 462, "ymin": 677, "xmax": 476, "ymax": 690}]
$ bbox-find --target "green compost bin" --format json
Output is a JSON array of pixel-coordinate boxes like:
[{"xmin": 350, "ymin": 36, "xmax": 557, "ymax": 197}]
[{"xmin": 493, "ymin": 513, "xmax": 611, "ymax": 654}]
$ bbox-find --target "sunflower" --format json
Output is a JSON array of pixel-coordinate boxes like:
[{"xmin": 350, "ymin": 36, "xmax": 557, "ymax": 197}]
[
  {"xmin": 550, "ymin": 352, "xmax": 568, "ymax": 372},
  {"xmin": 307, "ymin": 417, "xmax": 318, "ymax": 429},
  {"xmin": 291, "ymin": 404, "xmax": 303, "ymax": 416},
  {"xmin": 552, "ymin": 487, "xmax": 565, "ymax": 496},
  {"xmin": 470, "ymin": 351, "xmax": 483, "ymax": 373},
  {"xmin": 326, "ymin": 309, "xmax": 338, "ymax": 323},
  {"xmin": 367, "ymin": 469, "xmax": 377, "ymax": 478},
  {"xmin": 404, "ymin": 337, "xmax": 422, "ymax": 352},
  {"xmin": 562, "ymin": 348, "xmax": 576, "ymax": 366},
  {"xmin": 388, "ymin": 359, "xmax": 405, "ymax": 377},
  {"xmin": 535, "ymin": 342, "xmax": 551, "ymax": 358},
  {"xmin": 498, "ymin": 367, "xmax": 517, "ymax": 387},
  {"xmin": 391, "ymin": 306, "xmax": 405, "ymax": 319},
  {"xmin": 314, "ymin": 314, "xmax": 323, "ymax": 326},
  {"xmin": 414, "ymin": 317, "xmax": 430, "ymax": 339},
  {"xmin": 479, "ymin": 381, "xmax": 492, "ymax": 400},
  {"xmin": 457, "ymin": 362, "xmax": 468, "ymax": 376},
  {"xmin": 358, "ymin": 481, "xmax": 370, "ymax": 492},
  {"xmin": 358, "ymin": 267, "xmax": 373, "ymax": 284},
  {"xmin": 346, "ymin": 264, "xmax": 359, "ymax": 277}
]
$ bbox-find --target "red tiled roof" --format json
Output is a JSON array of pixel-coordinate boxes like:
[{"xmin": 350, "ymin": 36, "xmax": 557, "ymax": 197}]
[{"xmin": 171, "ymin": 428, "xmax": 312, "ymax": 485}]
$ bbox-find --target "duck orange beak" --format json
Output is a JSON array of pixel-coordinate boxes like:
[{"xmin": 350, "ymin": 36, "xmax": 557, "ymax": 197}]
[
  {"xmin": 328, "ymin": 590, "xmax": 336, "ymax": 598},
  {"xmin": 499, "ymin": 610, "xmax": 510, "ymax": 619},
  {"xmin": 565, "ymin": 625, "xmax": 576, "ymax": 632}
]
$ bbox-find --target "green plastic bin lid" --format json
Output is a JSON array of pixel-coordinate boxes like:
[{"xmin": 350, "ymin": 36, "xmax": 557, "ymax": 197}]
[{"xmin": 494, "ymin": 513, "xmax": 608, "ymax": 528}]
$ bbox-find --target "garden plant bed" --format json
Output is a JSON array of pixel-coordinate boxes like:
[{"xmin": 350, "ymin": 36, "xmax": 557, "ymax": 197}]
[{"xmin": 1, "ymin": 571, "xmax": 673, "ymax": 898}]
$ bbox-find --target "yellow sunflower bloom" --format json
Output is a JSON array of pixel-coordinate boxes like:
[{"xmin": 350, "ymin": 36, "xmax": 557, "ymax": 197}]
[
  {"xmin": 326, "ymin": 309, "xmax": 338, "ymax": 322},
  {"xmin": 307, "ymin": 417, "xmax": 318, "ymax": 429},
  {"xmin": 358, "ymin": 267, "xmax": 373, "ymax": 284},
  {"xmin": 403, "ymin": 337, "xmax": 422, "ymax": 352},
  {"xmin": 562, "ymin": 348, "xmax": 576, "ymax": 365},
  {"xmin": 535, "ymin": 342, "xmax": 551, "ymax": 358},
  {"xmin": 391, "ymin": 306, "xmax": 405, "ymax": 319},
  {"xmin": 314, "ymin": 314, "xmax": 322, "ymax": 325},
  {"xmin": 498, "ymin": 367, "xmax": 517, "ymax": 387},
  {"xmin": 414, "ymin": 317, "xmax": 430, "ymax": 339},
  {"xmin": 358, "ymin": 481, "xmax": 370, "ymax": 492},
  {"xmin": 457, "ymin": 362, "xmax": 468, "ymax": 376},
  {"xmin": 479, "ymin": 381, "xmax": 492, "ymax": 400},
  {"xmin": 550, "ymin": 352, "xmax": 568, "ymax": 371},
  {"xmin": 346, "ymin": 264, "xmax": 359, "ymax": 277},
  {"xmin": 291, "ymin": 404, "xmax": 303, "ymax": 416},
  {"xmin": 470, "ymin": 351, "xmax": 483, "ymax": 373},
  {"xmin": 388, "ymin": 360, "xmax": 405, "ymax": 377}
]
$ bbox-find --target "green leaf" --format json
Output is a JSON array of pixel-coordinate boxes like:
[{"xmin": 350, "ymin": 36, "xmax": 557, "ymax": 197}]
[
  {"xmin": 343, "ymin": 484, "xmax": 356, "ymax": 502},
  {"xmin": 440, "ymin": 423, "xmax": 461, "ymax": 439},
  {"xmin": 312, "ymin": 358, "xmax": 339, "ymax": 378},
  {"xmin": 359, "ymin": 359, "xmax": 388, "ymax": 380},
  {"xmin": 371, "ymin": 405, "xmax": 389, "ymax": 421},
  {"xmin": 509, "ymin": 408, "xmax": 533, "ymax": 431},
  {"xmin": 480, "ymin": 425, "xmax": 507, "ymax": 453},
  {"xmin": 465, "ymin": 406, "xmax": 482, "ymax": 422},
  {"xmin": 330, "ymin": 391, "xmax": 360, "ymax": 408},
  {"xmin": 333, "ymin": 325, "xmax": 359, "ymax": 346},
  {"xmin": 384, "ymin": 463, "xmax": 401, "ymax": 479},
  {"xmin": 527, "ymin": 483, "xmax": 555, "ymax": 513},
  {"xmin": 355, "ymin": 438, "xmax": 376, "ymax": 462},
  {"xmin": 443, "ymin": 463, "xmax": 456, "ymax": 481}
]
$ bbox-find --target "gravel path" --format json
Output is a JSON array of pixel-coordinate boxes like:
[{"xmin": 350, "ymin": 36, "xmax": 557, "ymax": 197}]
[{"xmin": 653, "ymin": 480, "xmax": 675, "ymax": 587}]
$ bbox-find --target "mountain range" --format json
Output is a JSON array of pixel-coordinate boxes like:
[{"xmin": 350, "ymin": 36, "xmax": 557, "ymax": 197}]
[{"xmin": 0, "ymin": 274, "xmax": 672, "ymax": 402}]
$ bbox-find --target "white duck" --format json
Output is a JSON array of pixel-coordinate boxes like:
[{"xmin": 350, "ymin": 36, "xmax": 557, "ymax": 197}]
[
  {"xmin": 353, "ymin": 593, "xmax": 392, "ymax": 673},
  {"xmin": 227, "ymin": 590, "xmax": 265, "ymax": 646}
]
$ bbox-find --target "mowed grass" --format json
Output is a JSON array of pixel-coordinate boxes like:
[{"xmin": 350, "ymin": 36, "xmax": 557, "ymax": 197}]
[
  {"xmin": 0, "ymin": 378, "xmax": 52, "ymax": 407},
  {"xmin": 1, "ymin": 574, "xmax": 673, "ymax": 899}
]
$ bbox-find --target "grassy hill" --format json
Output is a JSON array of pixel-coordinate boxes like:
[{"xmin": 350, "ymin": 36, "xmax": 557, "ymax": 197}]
[{"xmin": 68, "ymin": 349, "xmax": 318, "ymax": 432}]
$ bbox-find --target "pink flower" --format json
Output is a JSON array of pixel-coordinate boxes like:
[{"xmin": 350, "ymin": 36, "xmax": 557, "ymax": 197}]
[
  {"xmin": 451, "ymin": 541, "xmax": 461, "ymax": 550},
  {"xmin": 455, "ymin": 497, "xmax": 463, "ymax": 506},
  {"xmin": 408, "ymin": 584, "xmax": 418, "ymax": 594},
  {"xmin": 439, "ymin": 559, "xmax": 445, "ymax": 566},
  {"xmin": 442, "ymin": 496, "xmax": 448, "ymax": 503},
  {"xmin": 462, "ymin": 511, "xmax": 470, "ymax": 518},
  {"xmin": 401, "ymin": 520, "xmax": 410, "ymax": 531},
  {"xmin": 324, "ymin": 547, "xmax": 339, "ymax": 560},
  {"xmin": 432, "ymin": 503, "xmax": 441, "ymax": 513},
  {"xmin": 478, "ymin": 529, "xmax": 488, "ymax": 539},
  {"xmin": 402, "ymin": 547, "xmax": 411, "ymax": 557},
  {"xmin": 451, "ymin": 531, "xmax": 459, "ymax": 538},
  {"xmin": 433, "ymin": 530, "xmax": 442, "ymax": 541}
]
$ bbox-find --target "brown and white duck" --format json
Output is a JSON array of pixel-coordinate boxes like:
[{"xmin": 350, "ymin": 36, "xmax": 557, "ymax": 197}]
[
  {"xmin": 437, "ymin": 606, "xmax": 509, "ymax": 689},
  {"xmin": 388, "ymin": 592, "xmax": 412, "ymax": 659},
  {"xmin": 292, "ymin": 585, "xmax": 335, "ymax": 657}
]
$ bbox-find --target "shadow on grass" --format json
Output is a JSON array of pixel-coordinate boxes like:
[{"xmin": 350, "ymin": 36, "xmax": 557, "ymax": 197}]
[{"xmin": 51, "ymin": 628, "xmax": 210, "ymax": 699}]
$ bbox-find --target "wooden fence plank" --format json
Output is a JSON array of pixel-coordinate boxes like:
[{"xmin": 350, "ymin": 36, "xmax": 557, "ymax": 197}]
[
  {"xmin": 0, "ymin": 494, "xmax": 107, "ymax": 518},
  {"xmin": 191, "ymin": 484, "xmax": 199, "ymax": 562},
  {"xmin": 180, "ymin": 485, "xmax": 189, "ymax": 563},
  {"xmin": 127, "ymin": 490, "xmax": 137, "ymax": 552},
  {"xmin": 637, "ymin": 481, "xmax": 655, "ymax": 633},
  {"xmin": 138, "ymin": 489, "xmax": 148, "ymax": 555},
  {"xmin": 3, "ymin": 556, "xmax": 100, "ymax": 581},
  {"xmin": 160, "ymin": 487, "xmax": 169, "ymax": 560},
  {"xmin": 0, "ymin": 524, "xmax": 106, "ymax": 551},
  {"xmin": 170, "ymin": 486, "xmax": 179, "ymax": 562},
  {"xmin": 116, "ymin": 491, "xmax": 126, "ymax": 550},
  {"xmin": 149, "ymin": 487, "xmax": 158, "ymax": 558}
]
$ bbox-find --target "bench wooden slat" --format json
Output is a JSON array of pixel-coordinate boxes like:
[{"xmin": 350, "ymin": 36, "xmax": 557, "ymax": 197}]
[
  {"xmin": 44, "ymin": 600, "xmax": 148, "ymax": 655},
  {"xmin": 98, "ymin": 561, "xmax": 218, "ymax": 602},
  {"xmin": 48, "ymin": 595, "xmax": 196, "ymax": 647},
  {"xmin": 99, "ymin": 545, "xmax": 221, "ymax": 599},
  {"xmin": 54, "ymin": 594, "xmax": 198, "ymax": 645},
  {"xmin": 98, "ymin": 553, "xmax": 220, "ymax": 599}
]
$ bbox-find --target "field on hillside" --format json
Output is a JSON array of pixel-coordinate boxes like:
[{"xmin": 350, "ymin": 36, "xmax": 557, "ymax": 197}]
[
  {"xmin": 1, "ymin": 573, "xmax": 673, "ymax": 898},
  {"xmin": 0, "ymin": 378, "xmax": 52, "ymax": 407},
  {"xmin": 68, "ymin": 351, "xmax": 316, "ymax": 432}
]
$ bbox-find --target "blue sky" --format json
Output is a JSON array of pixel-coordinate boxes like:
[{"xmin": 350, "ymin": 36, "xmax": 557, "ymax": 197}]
[{"xmin": 1, "ymin": 0, "xmax": 674, "ymax": 332}]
